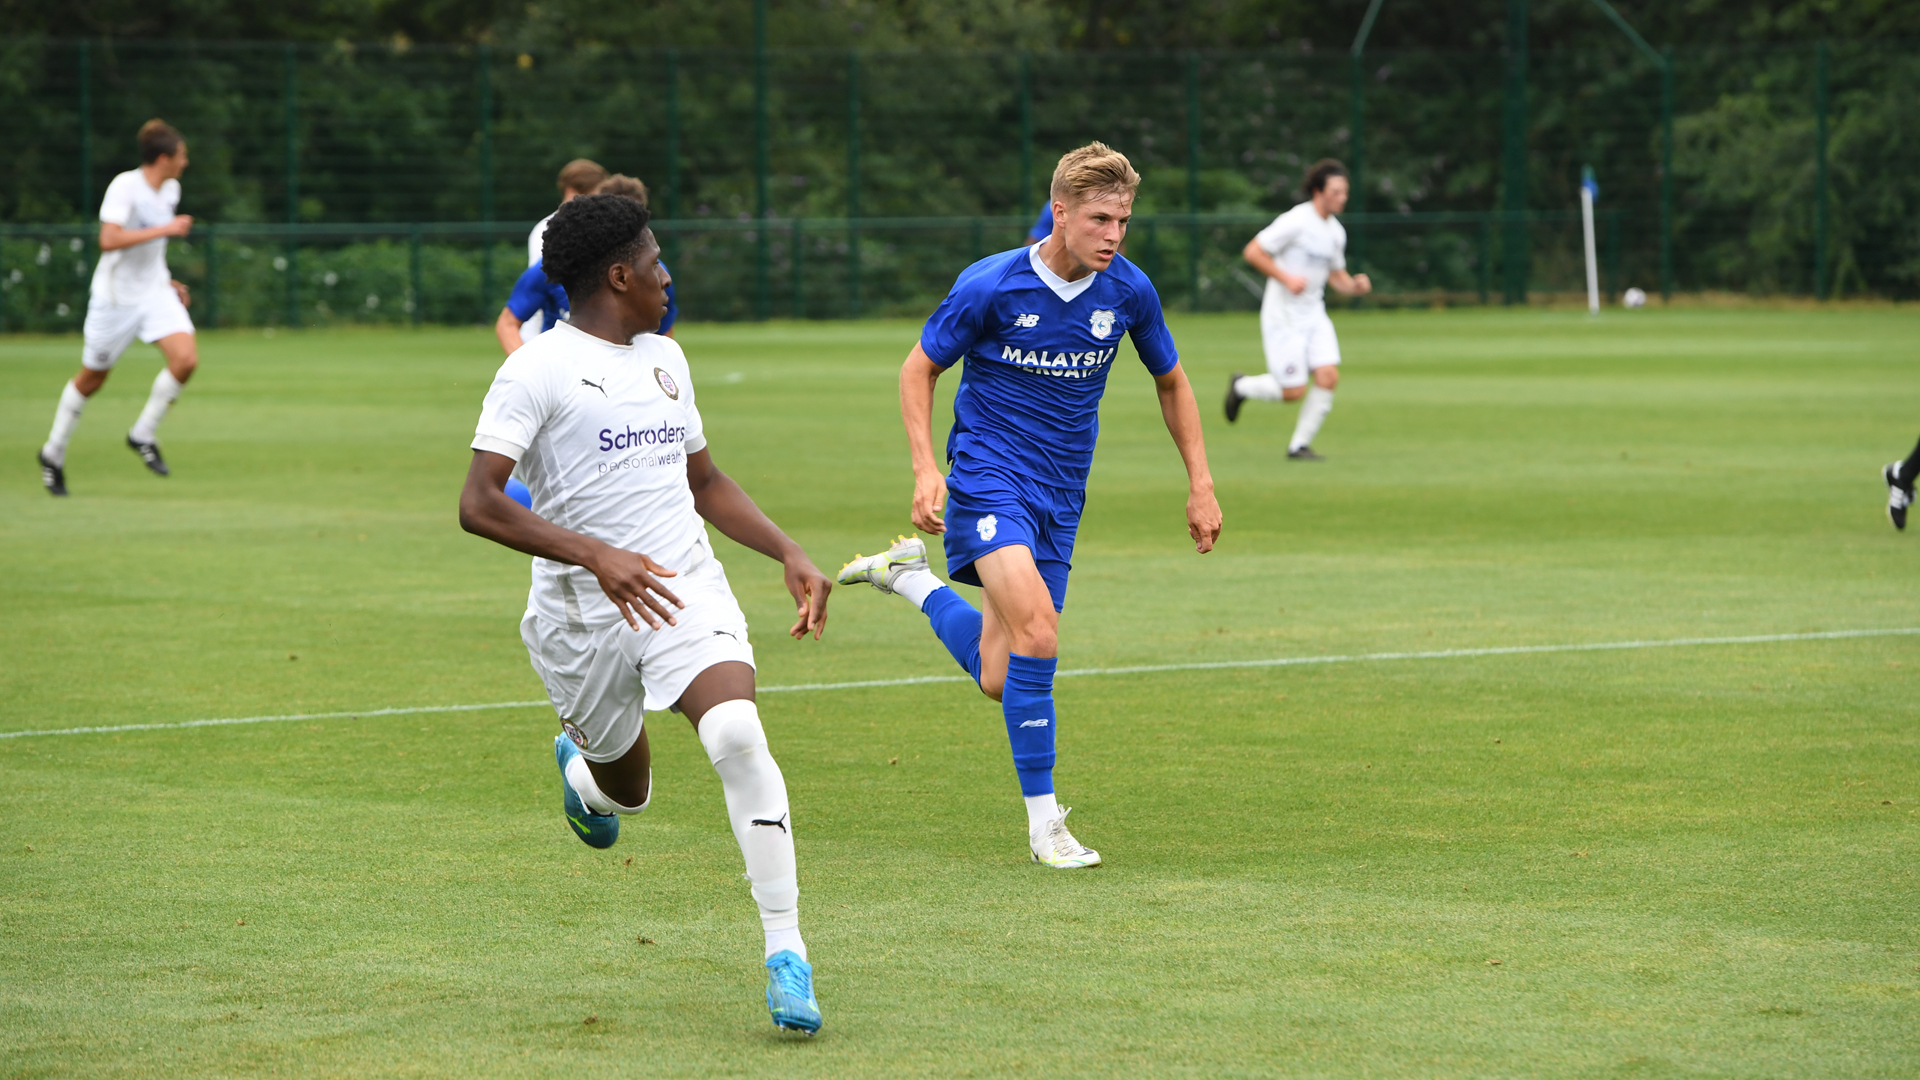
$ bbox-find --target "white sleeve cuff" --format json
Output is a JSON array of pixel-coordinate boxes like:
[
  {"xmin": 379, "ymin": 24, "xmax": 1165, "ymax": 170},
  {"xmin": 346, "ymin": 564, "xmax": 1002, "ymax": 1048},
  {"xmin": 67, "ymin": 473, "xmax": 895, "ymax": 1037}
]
[
  {"xmin": 684, "ymin": 434, "xmax": 707, "ymax": 454},
  {"xmin": 471, "ymin": 434, "xmax": 527, "ymax": 461}
]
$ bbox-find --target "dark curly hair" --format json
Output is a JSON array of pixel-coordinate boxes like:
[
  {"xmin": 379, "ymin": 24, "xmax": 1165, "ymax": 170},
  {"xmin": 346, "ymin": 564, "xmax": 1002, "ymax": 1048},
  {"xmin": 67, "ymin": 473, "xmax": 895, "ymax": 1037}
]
[
  {"xmin": 540, "ymin": 194, "xmax": 652, "ymax": 302},
  {"xmin": 1303, "ymin": 158, "xmax": 1348, "ymax": 197}
]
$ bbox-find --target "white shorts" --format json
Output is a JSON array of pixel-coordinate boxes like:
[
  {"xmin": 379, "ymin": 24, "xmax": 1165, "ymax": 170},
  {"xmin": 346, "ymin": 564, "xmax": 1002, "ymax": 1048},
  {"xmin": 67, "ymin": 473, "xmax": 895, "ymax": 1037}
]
[
  {"xmin": 82, "ymin": 288, "xmax": 194, "ymax": 372},
  {"xmin": 519, "ymin": 557, "xmax": 755, "ymax": 762},
  {"xmin": 1260, "ymin": 305, "xmax": 1341, "ymax": 390}
]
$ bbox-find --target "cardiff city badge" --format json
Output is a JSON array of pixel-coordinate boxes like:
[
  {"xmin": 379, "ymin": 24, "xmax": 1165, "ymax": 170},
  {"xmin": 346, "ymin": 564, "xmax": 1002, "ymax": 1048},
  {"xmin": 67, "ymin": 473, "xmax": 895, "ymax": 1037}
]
[
  {"xmin": 1089, "ymin": 309, "xmax": 1115, "ymax": 339},
  {"xmin": 653, "ymin": 367, "xmax": 680, "ymax": 400}
]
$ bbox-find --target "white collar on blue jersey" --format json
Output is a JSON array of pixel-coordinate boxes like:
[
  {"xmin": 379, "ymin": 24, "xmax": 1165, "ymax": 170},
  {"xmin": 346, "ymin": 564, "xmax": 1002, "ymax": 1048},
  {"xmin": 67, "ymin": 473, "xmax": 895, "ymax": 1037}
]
[{"xmin": 1028, "ymin": 243, "xmax": 1099, "ymax": 303}]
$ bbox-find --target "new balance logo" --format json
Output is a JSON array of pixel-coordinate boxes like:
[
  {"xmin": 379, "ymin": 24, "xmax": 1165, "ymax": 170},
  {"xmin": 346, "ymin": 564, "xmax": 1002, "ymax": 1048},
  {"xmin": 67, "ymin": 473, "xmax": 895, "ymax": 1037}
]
[
  {"xmin": 1013, "ymin": 313, "xmax": 1040, "ymax": 328},
  {"xmin": 1018, "ymin": 717, "xmax": 1051, "ymax": 728},
  {"xmin": 580, "ymin": 378, "xmax": 607, "ymax": 396},
  {"xmin": 750, "ymin": 812, "xmax": 789, "ymax": 833}
]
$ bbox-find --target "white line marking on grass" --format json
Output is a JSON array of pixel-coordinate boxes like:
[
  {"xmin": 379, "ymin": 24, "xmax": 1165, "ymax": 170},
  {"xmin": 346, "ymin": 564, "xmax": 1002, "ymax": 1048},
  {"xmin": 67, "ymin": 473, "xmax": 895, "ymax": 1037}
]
[
  {"xmin": 4, "ymin": 627, "xmax": 1915, "ymax": 741},
  {"xmin": 0, "ymin": 701, "xmax": 550, "ymax": 741}
]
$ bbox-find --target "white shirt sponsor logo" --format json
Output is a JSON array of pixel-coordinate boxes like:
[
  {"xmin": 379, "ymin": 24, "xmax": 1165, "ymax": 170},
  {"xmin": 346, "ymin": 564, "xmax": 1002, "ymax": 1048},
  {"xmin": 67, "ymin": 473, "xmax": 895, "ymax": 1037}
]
[{"xmin": 472, "ymin": 322, "xmax": 709, "ymax": 630}]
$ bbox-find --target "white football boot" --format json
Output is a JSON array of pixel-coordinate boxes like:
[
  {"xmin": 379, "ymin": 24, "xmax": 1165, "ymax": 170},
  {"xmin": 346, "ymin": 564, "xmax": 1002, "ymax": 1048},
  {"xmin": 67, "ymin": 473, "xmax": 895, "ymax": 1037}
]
[
  {"xmin": 836, "ymin": 534, "xmax": 929, "ymax": 594},
  {"xmin": 1030, "ymin": 807, "xmax": 1101, "ymax": 869}
]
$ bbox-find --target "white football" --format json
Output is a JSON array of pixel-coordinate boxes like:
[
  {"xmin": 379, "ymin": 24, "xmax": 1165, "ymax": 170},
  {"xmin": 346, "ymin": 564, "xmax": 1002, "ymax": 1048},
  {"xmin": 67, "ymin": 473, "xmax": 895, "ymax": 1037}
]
[{"xmin": 1622, "ymin": 287, "xmax": 1648, "ymax": 308}]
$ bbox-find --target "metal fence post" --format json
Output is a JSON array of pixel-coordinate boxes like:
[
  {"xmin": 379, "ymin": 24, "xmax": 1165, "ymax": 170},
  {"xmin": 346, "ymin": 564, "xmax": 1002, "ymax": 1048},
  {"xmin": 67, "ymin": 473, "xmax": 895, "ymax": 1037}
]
[
  {"xmin": 1186, "ymin": 51, "xmax": 1202, "ymax": 311},
  {"xmin": 1502, "ymin": 0, "xmax": 1529, "ymax": 304},
  {"xmin": 284, "ymin": 44, "xmax": 300, "ymax": 328},
  {"xmin": 790, "ymin": 219, "xmax": 804, "ymax": 319},
  {"xmin": 78, "ymin": 41, "xmax": 92, "ymax": 220},
  {"xmin": 753, "ymin": 0, "xmax": 771, "ymax": 321},
  {"xmin": 847, "ymin": 49, "xmax": 861, "ymax": 318},
  {"xmin": 1814, "ymin": 39, "xmax": 1829, "ymax": 300},
  {"xmin": 1348, "ymin": 52, "xmax": 1365, "ymax": 271},
  {"xmin": 409, "ymin": 223, "xmax": 423, "ymax": 326},
  {"xmin": 204, "ymin": 222, "xmax": 218, "ymax": 329},
  {"xmin": 1478, "ymin": 214, "xmax": 1492, "ymax": 305},
  {"xmin": 1019, "ymin": 53, "xmax": 1033, "ymax": 217},
  {"xmin": 665, "ymin": 49, "xmax": 681, "ymax": 222},
  {"xmin": 479, "ymin": 45, "xmax": 495, "ymax": 323},
  {"xmin": 1659, "ymin": 46, "xmax": 1674, "ymax": 303}
]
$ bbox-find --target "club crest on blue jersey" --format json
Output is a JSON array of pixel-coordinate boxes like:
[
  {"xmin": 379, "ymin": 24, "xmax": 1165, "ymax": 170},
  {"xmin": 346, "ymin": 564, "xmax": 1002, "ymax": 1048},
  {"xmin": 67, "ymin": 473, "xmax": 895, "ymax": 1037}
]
[
  {"xmin": 1088, "ymin": 309, "xmax": 1115, "ymax": 339},
  {"xmin": 977, "ymin": 514, "xmax": 998, "ymax": 541},
  {"xmin": 654, "ymin": 367, "xmax": 680, "ymax": 400}
]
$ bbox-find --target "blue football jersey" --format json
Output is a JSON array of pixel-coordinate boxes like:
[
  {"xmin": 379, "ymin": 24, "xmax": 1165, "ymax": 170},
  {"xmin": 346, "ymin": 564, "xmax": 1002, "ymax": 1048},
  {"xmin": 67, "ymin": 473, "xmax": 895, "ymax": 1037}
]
[
  {"xmin": 506, "ymin": 261, "xmax": 569, "ymax": 335},
  {"xmin": 919, "ymin": 245, "xmax": 1179, "ymax": 489},
  {"xmin": 508, "ymin": 259, "xmax": 679, "ymax": 336}
]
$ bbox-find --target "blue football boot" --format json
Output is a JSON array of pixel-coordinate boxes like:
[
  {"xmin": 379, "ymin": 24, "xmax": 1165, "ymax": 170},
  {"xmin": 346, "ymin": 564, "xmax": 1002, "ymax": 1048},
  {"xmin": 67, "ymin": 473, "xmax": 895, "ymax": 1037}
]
[
  {"xmin": 554, "ymin": 735, "xmax": 619, "ymax": 849},
  {"xmin": 764, "ymin": 950, "xmax": 822, "ymax": 1035}
]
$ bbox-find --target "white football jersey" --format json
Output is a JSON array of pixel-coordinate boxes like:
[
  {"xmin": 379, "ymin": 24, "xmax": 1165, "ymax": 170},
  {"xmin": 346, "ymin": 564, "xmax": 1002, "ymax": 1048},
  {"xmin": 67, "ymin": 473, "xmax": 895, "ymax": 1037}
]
[
  {"xmin": 91, "ymin": 170, "xmax": 181, "ymax": 306},
  {"xmin": 528, "ymin": 212, "xmax": 553, "ymax": 268},
  {"xmin": 1254, "ymin": 201, "xmax": 1347, "ymax": 314},
  {"xmin": 473, "ymin": 321, "xmax": 710, "ymax": 631}
]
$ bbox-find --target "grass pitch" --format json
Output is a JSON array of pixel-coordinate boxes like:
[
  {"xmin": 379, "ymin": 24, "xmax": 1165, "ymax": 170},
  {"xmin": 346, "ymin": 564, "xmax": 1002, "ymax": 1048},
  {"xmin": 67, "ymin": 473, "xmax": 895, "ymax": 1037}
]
[{"xmin": 2, "ymin": 308, "xmax": 1917, "ymax": 1078}]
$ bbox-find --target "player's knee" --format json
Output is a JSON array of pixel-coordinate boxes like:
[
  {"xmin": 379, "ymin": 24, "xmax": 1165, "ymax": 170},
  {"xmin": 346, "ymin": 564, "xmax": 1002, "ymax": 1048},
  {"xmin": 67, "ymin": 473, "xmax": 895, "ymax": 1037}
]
[
  {"xmin": 1282, "ymin": 385, "xmax": 1306, "ymax": 402},
  {"xmin": 1010, "ymin": 621, "xmax": 1057, "ymax": 658},
  {"xmin": 1314, "ymin": 367, "xmax": 1339, "ymax": 390},
  {"xmin": 697, "ymin": 699, "xmax": 767, "ymax": 764}
]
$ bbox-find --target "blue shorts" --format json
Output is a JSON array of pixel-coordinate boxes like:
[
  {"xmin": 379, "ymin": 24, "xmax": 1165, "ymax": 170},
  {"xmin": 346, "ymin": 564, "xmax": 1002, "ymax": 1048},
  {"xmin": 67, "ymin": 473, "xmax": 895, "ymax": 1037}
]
[{"xmin": 941, "ymin": 463, "xmax": 1084, "ymax": 613}]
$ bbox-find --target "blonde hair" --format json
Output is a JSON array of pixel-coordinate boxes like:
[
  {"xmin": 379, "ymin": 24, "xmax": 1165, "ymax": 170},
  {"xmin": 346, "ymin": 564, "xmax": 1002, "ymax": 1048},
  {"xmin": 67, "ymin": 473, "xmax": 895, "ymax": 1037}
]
[{"xmin": 1048, "ymin": 141, "xmax": 1140, "ymax": 207}]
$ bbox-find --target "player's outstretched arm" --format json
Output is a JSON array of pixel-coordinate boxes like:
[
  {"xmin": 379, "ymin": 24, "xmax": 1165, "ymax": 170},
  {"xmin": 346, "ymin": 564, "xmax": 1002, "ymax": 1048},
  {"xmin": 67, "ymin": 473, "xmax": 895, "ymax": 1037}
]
[
  {"xmin": 684, "ymin": 448, "xmax": 832, "ymax": 641},
  {"xmin": 900, "ymin": 343, "xmax": 949, "ymax": 535},
  {"xmin": 1153, "ymin": 363, "xmax": 1223, "ymax": 554},
  {"xmin": 100, "ymin": 217, "xmax": 192, "ymax": 252},
  {"xmin": 494, "ymin": 307, "xmax": 526, "ymax": 355},
  {"xmin": 458, "ymin": 449, "xmax": 684, "ymax": 631}
]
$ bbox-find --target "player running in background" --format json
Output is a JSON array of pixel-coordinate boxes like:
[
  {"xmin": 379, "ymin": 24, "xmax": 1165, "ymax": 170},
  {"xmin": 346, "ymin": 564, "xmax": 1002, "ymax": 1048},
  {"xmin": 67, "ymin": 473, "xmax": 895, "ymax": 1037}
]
[
  {"xmin": 1222, "ymin": 159, "xmax": 1372, "ymax": 460},
  {"xmin": 839, "ymin": 143, "xmax": 1222, "ymax": 869},
  {"xmin": 38, "ymin": 120, "xmax": 199, "ymax": 496},
  {"xmin": 495, "ymin": 174, "xmax": 679, "ymax": 356},
  {"xmin": 460, "ymin": 194, "xmax": 832, "ymax": 1034},
  {"xmin": 1884, "ymin": 436, "xmax": 1920, "ymax": 529}
]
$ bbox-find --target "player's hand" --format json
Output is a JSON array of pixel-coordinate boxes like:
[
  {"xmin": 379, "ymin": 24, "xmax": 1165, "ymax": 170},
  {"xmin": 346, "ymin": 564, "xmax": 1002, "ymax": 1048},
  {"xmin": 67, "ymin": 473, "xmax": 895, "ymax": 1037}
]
[
  {"xmin": 911, "ymin": 470, "xmax": 948, "ymax": 535},
  {"xmin": 165, "ymin": 215, "xmax": 193, "ymax": 238},
  {"xmin": 1280, "ymin": 271, "xmax": 1308, "ymax": 295},
  {"xmin": 1187, "ymin": 485, "xmax": 1222, "ymax": 554},
  {"xmin": 171, "ymin": 279, "xmax": 192, "ymax": 308},
  {"xmin": 1352, "ymin": 272, "xmax": 1372, "ymax": 296},
  {"xmin": 783, "ymin": 553, "xmax": 832, "ymax": 640},
  {"xmin": 587, "ymin": 547, "xmax": 683, "ymax": 631}
]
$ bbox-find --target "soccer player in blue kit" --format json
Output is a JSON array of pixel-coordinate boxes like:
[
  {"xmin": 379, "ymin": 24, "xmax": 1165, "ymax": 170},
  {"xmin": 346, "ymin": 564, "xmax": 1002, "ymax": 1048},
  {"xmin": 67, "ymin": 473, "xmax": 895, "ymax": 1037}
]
[{"xmin": 839, "ymin": 142, "xmax": 1222, "ymax": 868}]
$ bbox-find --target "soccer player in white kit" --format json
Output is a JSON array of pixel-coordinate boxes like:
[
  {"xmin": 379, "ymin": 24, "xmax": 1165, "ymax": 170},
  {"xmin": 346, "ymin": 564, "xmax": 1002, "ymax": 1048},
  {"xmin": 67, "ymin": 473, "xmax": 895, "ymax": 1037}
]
[
  {"xmin": 459, "ymin": 194, "xmax": 831, "ymax": 1034},
  {"xmin": 37, "ymin": 120, "xmax": 199, "ymax": 495},
  {"xmin": 1222, "ymin": 159, "xmax": 1372, "ymax": 460}
]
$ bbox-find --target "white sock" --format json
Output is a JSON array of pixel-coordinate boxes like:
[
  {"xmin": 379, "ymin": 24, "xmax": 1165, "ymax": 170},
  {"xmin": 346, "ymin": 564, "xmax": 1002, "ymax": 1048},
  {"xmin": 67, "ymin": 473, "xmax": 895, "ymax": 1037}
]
[
  {"xmin": 42, "ymin": 381, "xmax": 89, "ymax": 467},
  {"xmin": 764, "ymin": 925, "xmax": 807, "ymax": 961},
  {"xmin": 565, "ymin": 754, "xmax": 649, "ymax": 815},
  {"xmin": 1234, "ymin": 373, "xmax": 1285, "ymax": 402},
  {"xmin": 698, "ymin": 699, "xmax": 804, "ymax": 961},
  {"xmin": 1025, "ymin": 792, "xmax": 1061, "ymax": 834},
  {"xmin": 891, "ymin": 568, "xmax": 945, "ymax": 610},
  {"xmin": 1289, "ymin": 386, "xmax": 1334, "ymax": 451},
  {"xmin": 129, "ymin": 369, "xmax": 184, "ymax": 445}
]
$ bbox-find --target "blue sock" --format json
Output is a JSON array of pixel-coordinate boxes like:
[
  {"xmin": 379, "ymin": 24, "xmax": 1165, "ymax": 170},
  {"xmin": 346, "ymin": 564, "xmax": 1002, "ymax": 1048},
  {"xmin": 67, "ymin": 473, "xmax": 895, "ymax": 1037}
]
[
  {"xmin": 1001, "ymin": 653, "xmax": 1057, "ymax": 797},
  {"xmin": 922, "ymin": 588, "xmax": 983, "ymax": 684}
]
